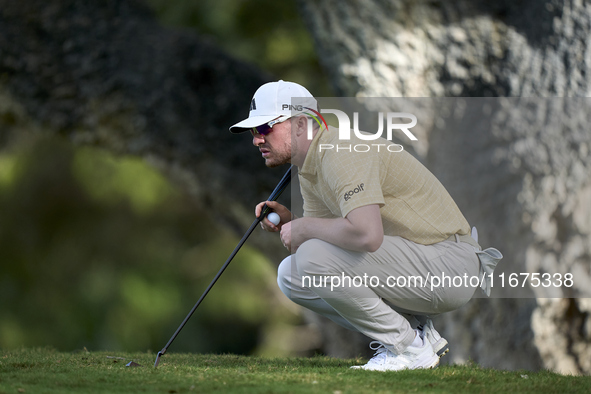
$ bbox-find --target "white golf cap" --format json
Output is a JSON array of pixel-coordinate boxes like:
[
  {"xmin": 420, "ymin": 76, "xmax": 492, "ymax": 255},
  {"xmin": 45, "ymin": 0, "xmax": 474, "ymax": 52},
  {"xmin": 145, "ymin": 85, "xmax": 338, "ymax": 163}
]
[{"xmin": 229, "ymin": 80, "xmax": 317, "ymax": 133}]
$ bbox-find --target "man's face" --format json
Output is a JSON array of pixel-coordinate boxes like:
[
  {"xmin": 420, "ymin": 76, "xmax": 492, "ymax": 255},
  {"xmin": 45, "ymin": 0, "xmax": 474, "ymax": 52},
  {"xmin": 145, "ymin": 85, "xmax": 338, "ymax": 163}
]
[{"xmin": 251, "ymin": 119, "xmax": 292, "ymax": 167}]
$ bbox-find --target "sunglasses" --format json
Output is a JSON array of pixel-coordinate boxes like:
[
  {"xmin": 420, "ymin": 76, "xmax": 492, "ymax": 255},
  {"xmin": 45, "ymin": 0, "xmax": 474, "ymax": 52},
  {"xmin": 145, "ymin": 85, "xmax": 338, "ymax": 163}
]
[{"xmin": 251, "ymin": 115, "xmax": 292, "ymax": 136}]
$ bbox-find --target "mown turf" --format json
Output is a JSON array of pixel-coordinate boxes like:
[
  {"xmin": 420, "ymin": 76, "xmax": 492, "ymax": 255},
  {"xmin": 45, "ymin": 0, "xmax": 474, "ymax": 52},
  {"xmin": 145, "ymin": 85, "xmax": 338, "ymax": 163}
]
[{"xmin": 0, "ymin": 348, "xmax": 589, "ymax": 393}]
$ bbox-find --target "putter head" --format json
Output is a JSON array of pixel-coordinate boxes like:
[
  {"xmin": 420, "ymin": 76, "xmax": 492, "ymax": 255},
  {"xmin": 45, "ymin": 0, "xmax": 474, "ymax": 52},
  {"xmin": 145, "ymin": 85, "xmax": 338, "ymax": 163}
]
[{"xmin": 154, "ymin": 351, "xmax": 164, "ymax": 368}]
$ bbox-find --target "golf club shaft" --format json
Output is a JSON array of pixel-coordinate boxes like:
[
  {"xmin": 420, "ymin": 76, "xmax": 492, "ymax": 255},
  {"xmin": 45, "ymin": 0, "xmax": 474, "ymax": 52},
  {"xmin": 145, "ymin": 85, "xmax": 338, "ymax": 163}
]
[
  {"xmin": 154, "ymin": 166, "xmax": 293, "ymax": 368},
  {"xmin": 154, "ymin": 219, "xmax": 259, "ymax": 367}
]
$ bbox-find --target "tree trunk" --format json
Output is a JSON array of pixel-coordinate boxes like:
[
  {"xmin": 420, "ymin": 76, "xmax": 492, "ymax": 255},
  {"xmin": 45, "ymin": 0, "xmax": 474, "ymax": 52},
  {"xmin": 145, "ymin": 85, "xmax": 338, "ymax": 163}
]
[{"xmin": 299, "ymin": 0, "xmax": 591, "ymax": 374}]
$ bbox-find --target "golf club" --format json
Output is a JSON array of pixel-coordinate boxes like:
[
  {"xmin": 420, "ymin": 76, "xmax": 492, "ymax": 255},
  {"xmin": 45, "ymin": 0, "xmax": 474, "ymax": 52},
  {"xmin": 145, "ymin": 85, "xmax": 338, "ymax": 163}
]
[{"xmin": 154, "ymin": 165, "xmax": 294, "ymax": 368}]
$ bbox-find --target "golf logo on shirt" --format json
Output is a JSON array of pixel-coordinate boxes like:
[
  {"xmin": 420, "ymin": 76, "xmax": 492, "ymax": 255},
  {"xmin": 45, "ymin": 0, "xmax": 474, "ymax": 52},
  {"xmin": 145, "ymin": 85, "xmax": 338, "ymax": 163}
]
[{"xmin": 344, "ymin": 184, "xmax": 365, "ymax": 202}]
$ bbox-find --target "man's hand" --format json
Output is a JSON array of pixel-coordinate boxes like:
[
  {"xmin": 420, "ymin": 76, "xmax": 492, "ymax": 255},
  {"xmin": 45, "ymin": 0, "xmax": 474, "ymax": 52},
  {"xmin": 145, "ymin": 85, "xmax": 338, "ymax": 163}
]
[
  {"xmin": 255, "ymin": 200, "xmax": 292, "ymax": 232},
  {"xmin": 279, "ymin": 220, "xmax": 292, "ymax": 251},
  {"xmin": 278, "ymin": 219, "xmax": 307, "ymax": 252},
  {"xmin": 279, "ymin": 204, "xmax": 384, "ymax": 254}
]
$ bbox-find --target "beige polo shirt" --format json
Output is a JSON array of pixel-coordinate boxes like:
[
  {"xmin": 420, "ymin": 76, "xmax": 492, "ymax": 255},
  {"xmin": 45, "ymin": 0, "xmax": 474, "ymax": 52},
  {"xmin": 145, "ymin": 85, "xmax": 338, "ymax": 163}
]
[{"xmin": 298, "ymin": 126, "xmax": 470, "ymax": 245}]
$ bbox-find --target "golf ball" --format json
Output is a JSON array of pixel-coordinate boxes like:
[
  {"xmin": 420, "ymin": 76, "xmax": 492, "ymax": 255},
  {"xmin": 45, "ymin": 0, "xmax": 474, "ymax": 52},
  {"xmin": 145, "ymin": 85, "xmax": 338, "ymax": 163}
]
[{"xmin": 267, "ymin": 212, "xmax": 281, "ymax": 226}]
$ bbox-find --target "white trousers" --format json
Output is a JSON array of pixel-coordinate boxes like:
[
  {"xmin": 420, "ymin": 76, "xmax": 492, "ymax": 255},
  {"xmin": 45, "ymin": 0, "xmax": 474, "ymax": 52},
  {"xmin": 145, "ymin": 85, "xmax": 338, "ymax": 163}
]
[{"xmin": 277, "ymin": 235, "xmax": 480, "ymax": 353}]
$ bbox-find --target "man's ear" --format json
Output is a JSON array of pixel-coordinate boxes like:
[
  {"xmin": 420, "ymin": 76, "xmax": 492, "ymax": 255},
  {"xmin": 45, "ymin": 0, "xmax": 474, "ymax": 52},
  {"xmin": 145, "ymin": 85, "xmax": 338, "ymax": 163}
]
[{"xmin": 294, "ymin": 115, "xmax": 308, "ymax": 137}]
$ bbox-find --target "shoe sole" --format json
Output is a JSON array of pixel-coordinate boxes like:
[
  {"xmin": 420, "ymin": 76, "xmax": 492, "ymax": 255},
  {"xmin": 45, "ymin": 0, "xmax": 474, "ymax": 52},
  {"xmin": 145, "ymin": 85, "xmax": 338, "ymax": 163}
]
[
  {"xmin": 417, "ymin": 356, "xmax": 440, "ymax": 370},
  {"xmin": 421, "ymin": 321, "xmax": 449, "ymax": 360},
  {"xmin": 435, "ymin": 343, "xmax": 449, "ymax": 358},
  {"xmin": 431, "ymin": 338, "xmax": 449, "ymax": 359},
  {"xmin": 351, "ymin": 354, "xmax": 440, "ymax": 371},
  {"xmin": 351, "ymin": 360, "xmax": 439, "ymax": 371},
  {"xmin": 437, "ymin": 347, "xmax": 449, "ymax": 358}
]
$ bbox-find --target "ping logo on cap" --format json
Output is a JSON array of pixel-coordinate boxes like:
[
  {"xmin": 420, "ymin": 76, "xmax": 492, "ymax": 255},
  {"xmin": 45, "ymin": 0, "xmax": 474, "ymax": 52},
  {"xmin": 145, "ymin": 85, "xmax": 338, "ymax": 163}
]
[
  {"xmin": 282, "ymin": 104, "xmax": 303, "ymax": 111},
  {"xmin": 250, "ymin": 98, "xmax": 257, "ymax": 111}
]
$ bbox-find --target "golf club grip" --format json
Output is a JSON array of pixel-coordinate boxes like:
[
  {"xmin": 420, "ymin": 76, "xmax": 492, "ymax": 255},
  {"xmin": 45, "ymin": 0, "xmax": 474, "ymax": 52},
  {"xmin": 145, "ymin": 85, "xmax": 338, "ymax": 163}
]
[{"xmin": 259, "ymin": 165, "xmax": 294, "ymax": 219}]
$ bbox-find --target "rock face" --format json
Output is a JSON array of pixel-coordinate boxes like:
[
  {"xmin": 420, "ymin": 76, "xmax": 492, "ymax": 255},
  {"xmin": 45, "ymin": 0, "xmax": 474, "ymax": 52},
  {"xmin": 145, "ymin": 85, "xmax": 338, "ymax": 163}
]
[{"xmin": 298, "ymin": 0, "xmax": 591, "ymax": 374}]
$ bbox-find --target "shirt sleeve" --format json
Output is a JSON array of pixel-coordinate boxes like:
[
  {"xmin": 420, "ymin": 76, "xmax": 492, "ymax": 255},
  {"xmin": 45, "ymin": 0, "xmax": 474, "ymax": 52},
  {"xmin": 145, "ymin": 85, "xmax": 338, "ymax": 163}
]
[
  {"xmin": 321, "ymin": 149, "xmax": 386, "ymax": 218},
  {"xmin": 301, "ymin": 182, "xmax": 337, "ymax": 218}
]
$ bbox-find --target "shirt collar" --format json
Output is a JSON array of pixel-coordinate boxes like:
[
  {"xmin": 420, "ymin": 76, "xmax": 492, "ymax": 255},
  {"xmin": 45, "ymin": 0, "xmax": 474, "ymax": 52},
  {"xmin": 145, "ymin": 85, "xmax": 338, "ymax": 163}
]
[{"xmin": 298, "ymin": 125, "xmax": 333, "ymax": 179}]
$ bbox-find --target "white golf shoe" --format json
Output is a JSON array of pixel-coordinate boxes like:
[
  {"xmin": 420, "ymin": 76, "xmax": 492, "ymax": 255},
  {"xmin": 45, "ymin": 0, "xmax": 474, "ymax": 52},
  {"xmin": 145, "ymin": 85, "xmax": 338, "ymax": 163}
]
[
  {"xmin": 420, "ymin": 319, "xmax": 449, "ymax": 358},
  {"xmin": 351, "ymin": 336, "xmax": 439, "ymax": 371}
]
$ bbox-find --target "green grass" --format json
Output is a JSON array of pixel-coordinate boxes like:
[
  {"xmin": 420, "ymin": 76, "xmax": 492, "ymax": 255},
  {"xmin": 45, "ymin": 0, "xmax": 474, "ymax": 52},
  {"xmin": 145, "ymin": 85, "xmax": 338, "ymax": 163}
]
[{"xmin": 0, "ymin": 348, "xmax": 589, "ymax": 393}]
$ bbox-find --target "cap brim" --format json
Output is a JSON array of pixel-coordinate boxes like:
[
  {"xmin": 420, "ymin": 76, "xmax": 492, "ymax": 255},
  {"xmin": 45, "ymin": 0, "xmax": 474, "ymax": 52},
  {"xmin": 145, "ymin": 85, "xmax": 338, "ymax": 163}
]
[{"xmin": 229, "ymin": 115, "xmax": 278, "ymax": 133}]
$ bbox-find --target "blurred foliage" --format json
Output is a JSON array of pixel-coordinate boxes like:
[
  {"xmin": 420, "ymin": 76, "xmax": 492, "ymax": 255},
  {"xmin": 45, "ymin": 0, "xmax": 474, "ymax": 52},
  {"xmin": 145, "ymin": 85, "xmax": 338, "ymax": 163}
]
[
  {"xmin": 72, "ymin": 148, "xmax": 177, "ymax": 216},
  {"xmin": 0, "ymin": 0, "xmax": 324, "ymax": 357},
  {"xmin": 145, "ymin": 0, "xmax": 333, "ymax": 96},
  {"xmin": 0, "ymin": 136, "xmax": 296, "ymax": 354}
]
